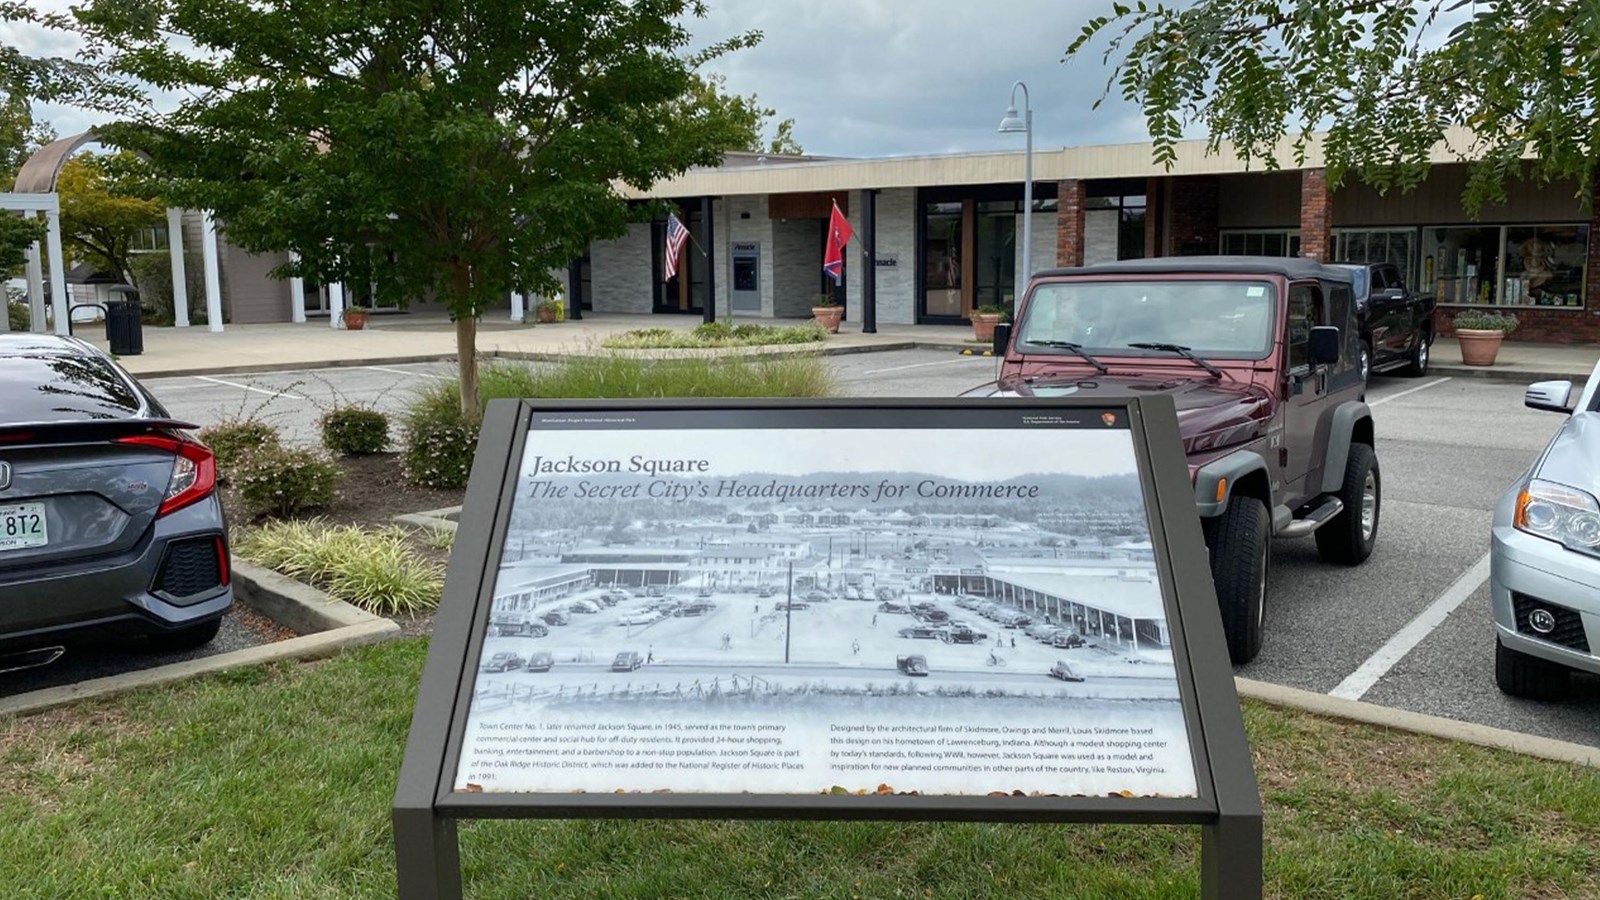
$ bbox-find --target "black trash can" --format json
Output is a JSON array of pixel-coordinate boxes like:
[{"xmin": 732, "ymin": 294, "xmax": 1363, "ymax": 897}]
[{"xmin": 105, "ymin": 286, "xmax": 144, "ymax": 356}]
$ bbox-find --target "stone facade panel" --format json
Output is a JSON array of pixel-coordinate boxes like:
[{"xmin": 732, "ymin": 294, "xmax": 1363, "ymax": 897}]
[{"xmin": 589, "ymin": 223, "xmax": 653, "ymax": 314}]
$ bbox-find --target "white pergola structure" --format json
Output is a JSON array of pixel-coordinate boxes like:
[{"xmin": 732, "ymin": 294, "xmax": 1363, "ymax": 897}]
[
  {"xmin": 12, "ymin": 131, "xmax": 226, "ymax": 332},
  {"xmin": 1, "ymin": 192, "xmax": 67, "ymax": 334}
]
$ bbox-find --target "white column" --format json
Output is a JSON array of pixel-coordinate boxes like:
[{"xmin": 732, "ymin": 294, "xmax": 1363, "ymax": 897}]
[
  {"xmin": 288, "ymin": 250, "xmax": 306, "ymax": 323},
  {"xmin": 510, "ymin": 290, "xmax": 525, "ymax": 323},
  {"xmin": 24, "ymin": 237, "xmax": 44, "ymax": 333},
  {"xmin": 327, "ymin": 281, "xmax": 345, "ymax": 328},
  {"xmin": 201, "ymin": 211, "xmax": 224, "ymax": 332},
  {"xmin": 45, "ymin": 212, "xmax": 69, "ymax": 336},
  {"xmin": 166, "ymin": 208, "xmax": 190, "ymax": 327}
]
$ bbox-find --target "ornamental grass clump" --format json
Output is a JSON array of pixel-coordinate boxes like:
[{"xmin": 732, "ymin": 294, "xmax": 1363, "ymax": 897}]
[{"xmin": 234, "ymin": 520, "xmax": 442, "ymax": 615}]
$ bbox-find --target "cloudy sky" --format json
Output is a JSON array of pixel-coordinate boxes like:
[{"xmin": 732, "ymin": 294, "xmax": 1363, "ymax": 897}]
[{"xmin": 7, "ymin": 0, "xmax": 1169, "ymax": 159}]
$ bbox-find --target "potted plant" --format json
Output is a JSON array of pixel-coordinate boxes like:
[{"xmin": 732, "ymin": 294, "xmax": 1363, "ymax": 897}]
[
  {"xmin": 535, "ymin": 299, "xmax": 564, "ymax": 323},
  {"xmin": 971, "ymin": 304, "xmax": 1007, "ymax": 341},
  {"xmin": 340, "ymin": 305, "xmax": 369, "ymax": 330},
  {"xmin": 1453, "ymin": 309, "xmax": 1519, "ymax": 366},
  {"xmin": 811, "ymin": 294, "xmax": 843, "ymax": 333}
]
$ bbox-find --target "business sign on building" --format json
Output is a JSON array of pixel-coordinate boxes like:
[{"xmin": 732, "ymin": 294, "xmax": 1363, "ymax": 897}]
[{"xmin": 394, "ymin": 399, "xmax": 1261, "ymax": 899}]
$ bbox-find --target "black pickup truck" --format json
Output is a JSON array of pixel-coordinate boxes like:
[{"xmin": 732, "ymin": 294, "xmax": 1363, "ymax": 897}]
[{"xmin": 1329, "ymin": 261, "xmax": 1436, "ymax": 381}]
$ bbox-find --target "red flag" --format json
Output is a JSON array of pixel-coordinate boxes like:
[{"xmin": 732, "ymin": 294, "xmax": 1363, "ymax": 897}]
[{"xmin": 823, "ymin": 201, "xmax": 853, "ymax": 284}]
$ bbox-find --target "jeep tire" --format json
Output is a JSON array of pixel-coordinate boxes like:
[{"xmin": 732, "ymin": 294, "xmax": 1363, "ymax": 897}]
[
  {"xmin": 1494, "ymin": 639, "xmax": 1570, "ymax": 700},
  {"xmin": 1316, "ymin": 442, "xmax": 1380, "ymax": 565},
  {"xmin": 1202, "ymin": 495, "xmax": 1268, "ymax": 664}
]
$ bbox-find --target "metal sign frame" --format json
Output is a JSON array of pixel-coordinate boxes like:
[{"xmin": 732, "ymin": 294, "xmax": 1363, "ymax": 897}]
[{"xmin": 393, "ymin": 396, "xmax": 1261, "ymax": 899}]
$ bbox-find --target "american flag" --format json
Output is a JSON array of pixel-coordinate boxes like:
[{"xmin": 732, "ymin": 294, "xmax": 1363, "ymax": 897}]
[{"xmin": 664, "ymin": 213, "xmax": 689, "ymax": 282}]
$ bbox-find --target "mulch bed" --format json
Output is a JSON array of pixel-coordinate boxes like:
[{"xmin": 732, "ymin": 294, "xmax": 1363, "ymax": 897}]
[{"xmin": 225, "ymin": 452, "xmax": 465, "ymax": 638}]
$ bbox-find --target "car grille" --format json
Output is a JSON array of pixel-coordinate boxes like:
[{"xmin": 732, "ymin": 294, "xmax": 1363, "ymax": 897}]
[
  {"xmin": 1511, "ymin": 592, "xmax": 1590, "ymax": 653},
  {"xmin": 155, "ymin": 538, "xmax": 223, "ymax": 600}
]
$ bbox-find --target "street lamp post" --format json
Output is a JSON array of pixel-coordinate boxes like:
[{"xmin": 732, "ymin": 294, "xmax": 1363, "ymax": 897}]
[{"xmin": 998, "ymin": 82, "xmax": 1033, "ymax": 307}]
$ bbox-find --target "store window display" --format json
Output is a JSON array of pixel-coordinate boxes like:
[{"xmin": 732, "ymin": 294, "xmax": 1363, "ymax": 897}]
[{"xmin": 1502, "ymin": 225, "xmax": 1588, "ymax": 307}]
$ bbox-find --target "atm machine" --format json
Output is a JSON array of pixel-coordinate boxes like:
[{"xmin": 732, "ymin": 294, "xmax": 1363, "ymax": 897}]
[{"xmin": 730, "ymin": 242, "xmax": 761, "ymax": 313}]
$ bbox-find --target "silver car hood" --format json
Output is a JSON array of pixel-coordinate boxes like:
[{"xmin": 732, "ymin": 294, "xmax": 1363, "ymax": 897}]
[{"xmin": 1535, "ymin": 410, "xmax": 1600, "ymax": 495}]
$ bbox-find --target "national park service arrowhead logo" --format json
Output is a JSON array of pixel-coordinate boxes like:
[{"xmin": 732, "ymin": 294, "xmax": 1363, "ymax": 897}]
[{"xmin": 1101, "ymin": 412, "xmax": 1117, "ymax": 427}]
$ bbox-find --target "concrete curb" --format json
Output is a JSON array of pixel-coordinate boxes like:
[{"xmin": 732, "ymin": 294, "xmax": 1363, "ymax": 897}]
[
  {"xmin": 0, "ymin": 562, "xmax": 401, "ymax": 719},
  {"xmin": 394, "ymin": 506, "xmax": 462, "ymax": 534},
  {"xmin": 1427, "ymin": 364, "xmax": 1582, "ymax": 384},
  {"xmin": 1235, "ymin": 677, "xmax": 1600, "ymax": 769}
]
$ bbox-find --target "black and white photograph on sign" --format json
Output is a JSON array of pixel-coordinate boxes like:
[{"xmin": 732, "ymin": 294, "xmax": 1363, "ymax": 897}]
[{"xmin": 454, "ymin": 417, "xmax": 1197, "ymax": 799}]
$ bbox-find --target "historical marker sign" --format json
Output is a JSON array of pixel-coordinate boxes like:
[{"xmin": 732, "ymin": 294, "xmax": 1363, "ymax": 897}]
[{"xmin": 395, "ymin": 398, "xmax": 1260, "ymax": 899}]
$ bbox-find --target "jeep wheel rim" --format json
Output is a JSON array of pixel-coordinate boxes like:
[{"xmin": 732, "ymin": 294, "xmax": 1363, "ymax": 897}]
[
  {"xmin": 1361, "ymin": 470, "xmax": 1378, "ymax": 541},
  {"xmin": 1256, "ymin": 539, "xmax": 1267, "ymax": 626}
]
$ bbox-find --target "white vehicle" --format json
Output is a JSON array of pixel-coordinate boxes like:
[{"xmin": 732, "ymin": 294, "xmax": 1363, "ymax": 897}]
[{"xmin": 617, "ymin": 610, "xmax": 664, "ymax": 626}]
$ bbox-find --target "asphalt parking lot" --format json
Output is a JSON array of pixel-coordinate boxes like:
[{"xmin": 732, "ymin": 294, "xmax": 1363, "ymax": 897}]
[{"xmin": 12, "ymin": 348, "xmax": 1597, "ymax": 749}]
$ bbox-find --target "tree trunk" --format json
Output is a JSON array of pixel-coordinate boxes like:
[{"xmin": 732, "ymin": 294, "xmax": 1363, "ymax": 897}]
[{"xmin": 456, "ymin": 314, "xmax": 480, "ymax": 419}]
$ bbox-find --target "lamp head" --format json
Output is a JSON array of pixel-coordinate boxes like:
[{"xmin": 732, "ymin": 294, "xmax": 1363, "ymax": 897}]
[{"xmin": 997, "ymin": 105, "xmax": 1026, "ymax": 133}]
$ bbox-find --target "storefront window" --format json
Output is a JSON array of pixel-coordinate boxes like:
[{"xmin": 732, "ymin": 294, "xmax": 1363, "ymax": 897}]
[
  {"xmin": 1334, "ymin": 229, "xmax": 1416, "ymax": 288},
  {"xmin": 923, "ymin": 201, "xmax": 963, "ymax": 318},
  {"xmin": 1423, "ymin": 226, "xmax": 1502, "ymax": 305},
  {"xmin": 975, "ymin": 200, "xmax": 1017, "ymax": 309},
  {"xmin": 1220, "ymin": 230, "xmax": 1300, "ymax": 257},
  {"xmin": 1502, "ymin": 225, "xmax": 1588, "ymax": 307}
]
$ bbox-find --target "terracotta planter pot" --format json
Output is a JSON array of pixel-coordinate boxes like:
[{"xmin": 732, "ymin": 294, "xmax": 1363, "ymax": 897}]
[
  {"xmin": 812, "ymin": 306, "xmax": 843, "ymax": 333},
  {"xmin": 971, "ymin": 313, "xmax": 1002, "ymax": 342},
  {"xmin": 1456, "ymin": 328, "xmax": 1505, "ymax": 366},
  {"xmin": 341, "ymin": 309, "xmax": 368, "ymax": 330},
  {"xmin": 535, "ymin": 306, "xmax": 558, "ymax": 323}
]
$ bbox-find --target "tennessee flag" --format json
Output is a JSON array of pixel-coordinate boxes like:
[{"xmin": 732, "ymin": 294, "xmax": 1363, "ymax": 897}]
[{"xmin": 823, "ymin": 200, "xmax": 853, "ymax": 284}]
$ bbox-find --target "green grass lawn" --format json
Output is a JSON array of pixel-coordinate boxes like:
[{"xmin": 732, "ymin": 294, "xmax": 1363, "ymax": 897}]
[{"xmin": 3, "ymin": 639, "xmax": 1597, "ymax": 899}]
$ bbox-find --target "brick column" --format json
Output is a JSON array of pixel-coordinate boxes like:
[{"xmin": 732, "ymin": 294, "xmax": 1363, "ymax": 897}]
[
  {"xmin": 1056, "ymin": 178, "xmax": 1087, "ymax": 268},
  {"xmin": 1169, "ymin": 176, "xmax": 1219, "ymax": 255},
  {"xmin": 1143, "ymin": 176, "xmax": 1161, "ymax": 258},
  {"xmin": 1300, "ymin": 168, "xmax": 1333, "ymax": 261}
]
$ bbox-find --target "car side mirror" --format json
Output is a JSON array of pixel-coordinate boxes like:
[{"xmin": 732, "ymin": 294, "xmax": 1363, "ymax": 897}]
[
  {"xmin": 992, "ymin": 321, "xmax": 1012, "ymax": 357},
  {"xmin": 1525, "ymin": 380, "xmax": 1575, "ymax": 414},
  {"xmin": 1309, "ymin": 326, "xmax": 1341, "ymax": 366},
  {"xmin": 1378, "ymin": 287, "xmax": 1406, "ymax": 301}
]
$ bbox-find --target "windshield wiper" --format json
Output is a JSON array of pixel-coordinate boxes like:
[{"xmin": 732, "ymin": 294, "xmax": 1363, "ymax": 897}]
[
  {"xmin": 1021, "ymin": 340, "xmax": 1109, "ymax": 374},
  {"xmin": 1126, "ymin": 342, "xmax": 1227, "ymax": 380}
]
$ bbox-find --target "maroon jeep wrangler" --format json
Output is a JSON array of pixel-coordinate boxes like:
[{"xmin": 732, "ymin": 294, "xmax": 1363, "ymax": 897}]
[{"xmin": 963, "ymin": 257, "xmax": 1379, "ymax": 664}]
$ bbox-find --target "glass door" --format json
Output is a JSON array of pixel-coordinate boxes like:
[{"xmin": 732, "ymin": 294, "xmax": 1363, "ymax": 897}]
[
  {"xmin": 974, "ymin": 201, "xmax": 1017, "ymax": 311},
  {"xmin": 922, "ymin": 201, "xmax": 964, "ymax": 320}
]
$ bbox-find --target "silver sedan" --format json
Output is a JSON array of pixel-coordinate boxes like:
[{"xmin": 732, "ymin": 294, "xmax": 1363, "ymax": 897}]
[{"xmin": 1491, "ymin": 361, "xmax": 1600, "ymax": 698}]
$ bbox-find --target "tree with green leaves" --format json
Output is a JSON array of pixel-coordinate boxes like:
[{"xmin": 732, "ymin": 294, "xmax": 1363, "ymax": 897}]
[
  {"xmin": 72, "ymin": 0, "xmax": 766, "ymax": 416},
  {"xmin": 56, "ymin": 151, "xmax": 164, "ymax": 287},
  {"xmin": 0, "ymin": 92, "xmax": 56, "ymax": 191},
  {"xmin": 1068, "ymin": 0, "xmax": 1599, "ymax": 214},
  {"xmin": 0, "ymin": 211, "xmax": 46, "ymax": 275}
]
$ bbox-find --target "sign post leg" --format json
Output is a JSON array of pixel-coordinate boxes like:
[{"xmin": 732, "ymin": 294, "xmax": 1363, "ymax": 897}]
[
  {"xmin": 1200, "ymin": 811, "xmax": 1262, "ymax": 900},
  {"xmin": 393, "ymin": 808, "xmax": 463, "ymax": 900}
]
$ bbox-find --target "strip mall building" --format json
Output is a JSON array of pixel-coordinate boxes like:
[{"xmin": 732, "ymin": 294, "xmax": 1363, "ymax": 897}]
[
  {"xmin": 583, "ymin": 131, "xmax": 1598, "ymax": 343},
  {"xmin": 20, "ymin": 130, "xmax": 1596, "ymax": 343}
]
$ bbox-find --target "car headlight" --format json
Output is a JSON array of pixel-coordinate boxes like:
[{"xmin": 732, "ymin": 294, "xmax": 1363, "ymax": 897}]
[{"xmin": 1515, "ymin": 479, "xmax": 1600, "ymax": 551}]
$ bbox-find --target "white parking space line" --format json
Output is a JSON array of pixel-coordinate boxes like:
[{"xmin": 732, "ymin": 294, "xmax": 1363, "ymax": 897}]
[
  {"xmin": 1368, "ymin": 376, "xmax": 1450, "ymax": 407},
  {"xmin": 365, "ymin": 365, "xmax": 447, "ymax": 379},
  {"xmin": 1328, "ymin": 552, "xmax": 1491, "ymax": 701},
  {"xmin": 192, "ymin": 375, "xmax": 306, "ymax": 401},
  {"xmin": 861, "ymin": 357, "xmax": 988, "ymax": 375}
]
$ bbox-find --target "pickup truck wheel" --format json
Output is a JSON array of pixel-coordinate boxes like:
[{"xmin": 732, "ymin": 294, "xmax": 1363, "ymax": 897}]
[
  {"xmin": 1494, "ymin": 639, "xmax": 1570, "ymax": 700},
  {"xmin": 1315, "ymin": 443, "xmax": 1380, "ymax": 565},
  {"xmin": 1401, "ymin": 334, "xmax": 1430, "ymax": 377},
  {"xmin": 1358, "ymin": 341, "xmax": 1372, "ymax": 383},
  {"xmin": 1202, "ymin": 496, "xmax": 1268, "ymax": 664}
]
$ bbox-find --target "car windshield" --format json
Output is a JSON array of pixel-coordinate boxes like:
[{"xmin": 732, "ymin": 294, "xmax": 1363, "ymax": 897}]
[{"xmin": 1016, "ymin": 279, "xmax": 1277, "ymax": 359}]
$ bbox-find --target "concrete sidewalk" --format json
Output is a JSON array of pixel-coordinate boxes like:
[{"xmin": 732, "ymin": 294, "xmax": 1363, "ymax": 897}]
[{"xmin": 58, "ymin": 312, "xmax": 1599, "ymax": 384}]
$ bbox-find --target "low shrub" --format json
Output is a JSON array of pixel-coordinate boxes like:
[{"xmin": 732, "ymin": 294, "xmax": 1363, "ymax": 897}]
[
  {"xmin": 234, "ymin": 519, "xmax": 443, "ymax": 615},
  {"xmin": 198, "ymin": 419, "xmax": 281, "ymax": 478},
  {"xmin": 234, "ymin": 446, "xmax": 340, "ymax": 519},
  {"xmin": 1453, "ymin": 309, "xmax": 1520, "ymax": 334},
  {"xmin": 602, "ymin": 321, "xmax": 827, "ymax": 349},
  {"xmin": 7, "ymin": 301, "xmax": 27, "ymax": 331},
  {"xmin": 401, "ymin": 387, "xmax": 479, "ymax": 489},
  {"xmin": 320, "ymin": 406, "xmax": 390, "ymax": 456}
]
